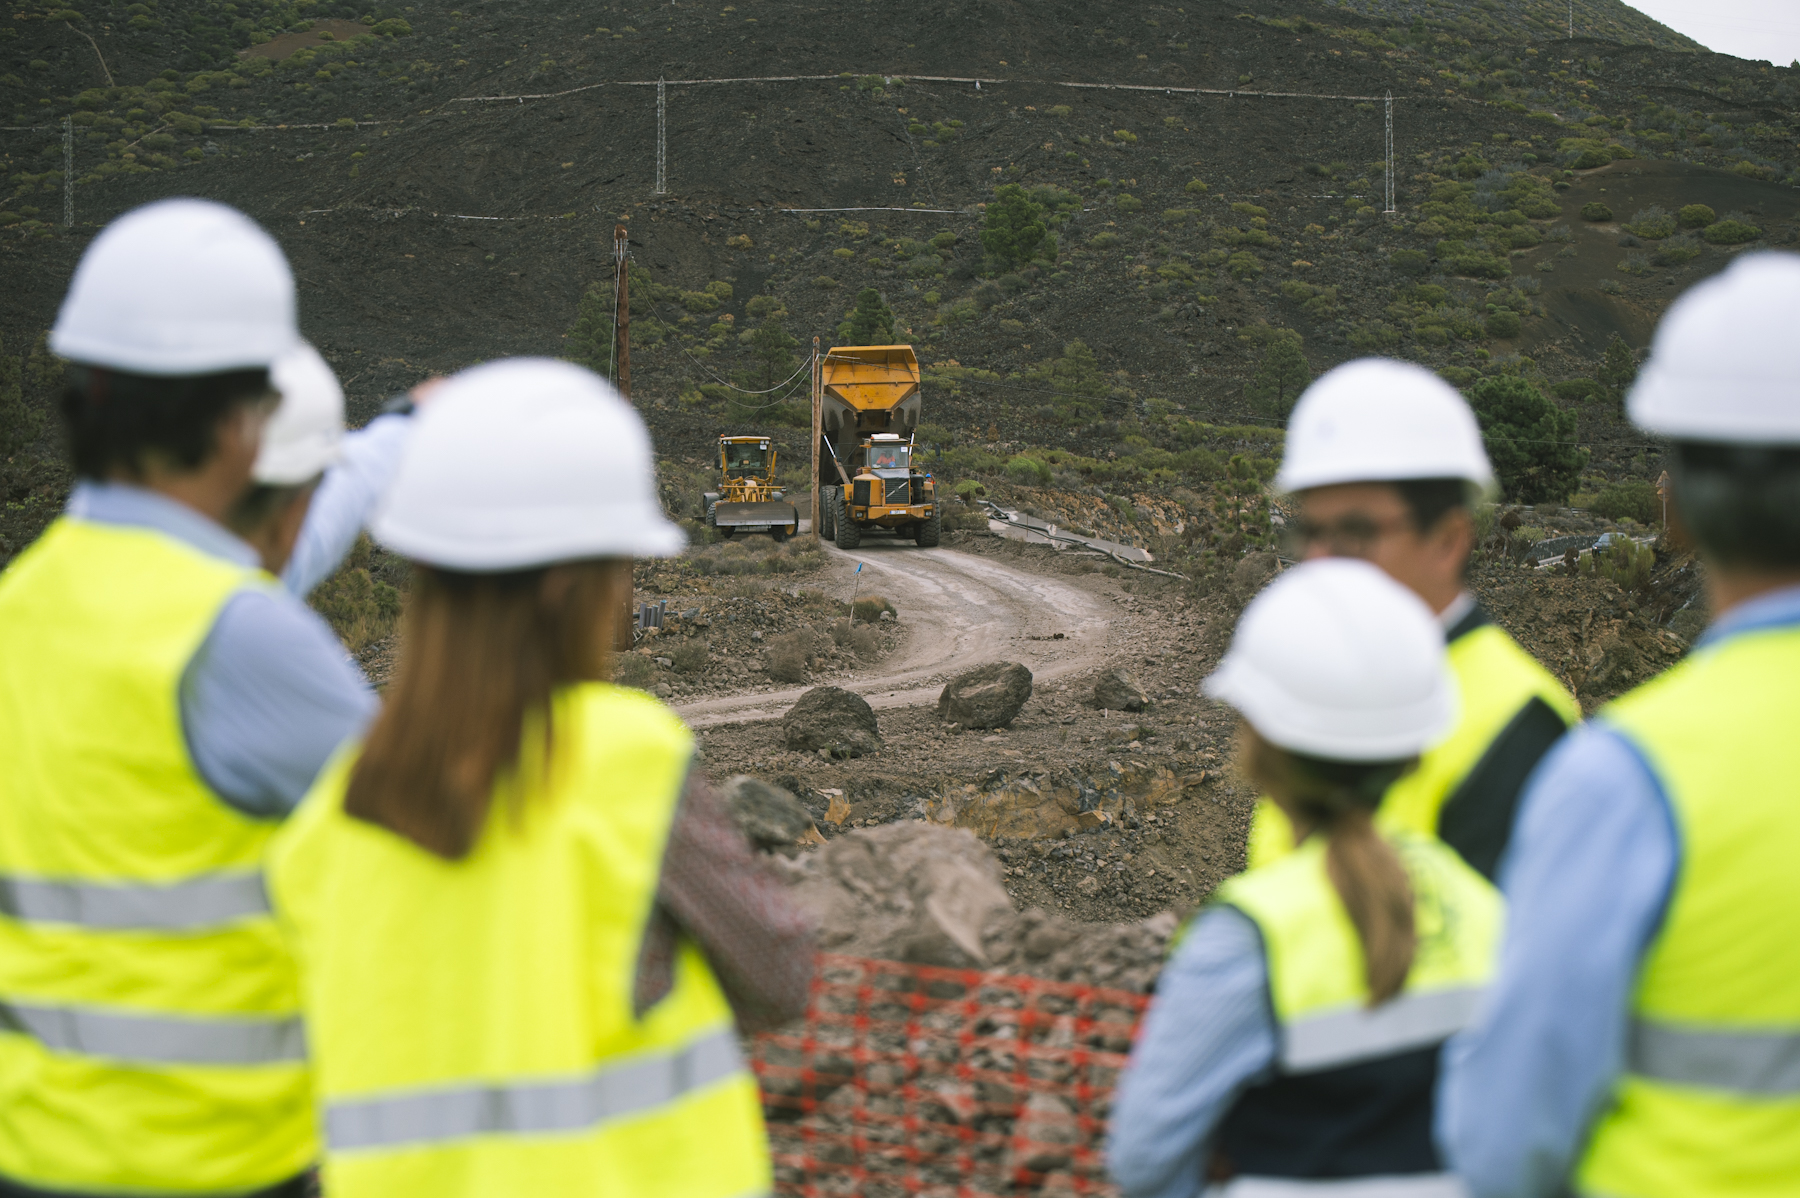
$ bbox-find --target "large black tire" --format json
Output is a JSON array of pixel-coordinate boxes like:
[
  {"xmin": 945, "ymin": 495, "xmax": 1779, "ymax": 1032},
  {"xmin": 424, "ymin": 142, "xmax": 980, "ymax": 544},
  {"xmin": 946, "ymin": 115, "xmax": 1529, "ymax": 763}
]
[
  {"xmin": 819, "ymin": 488, "xmax": 836, "ymax": 540},
  {"xmin": 705, "ymin": 502, "xmax": 718, "ymax": 534},
  {"xmin": 770, "ymin": 522, "xmax": 789, "ymax": 543},
  {"xmin": 834, "ymin": 493, "xmax": 862, "ymax": 549},
  {"xmin": 915, "ymin": 506, "xmax": 942, "ymax": 547}
]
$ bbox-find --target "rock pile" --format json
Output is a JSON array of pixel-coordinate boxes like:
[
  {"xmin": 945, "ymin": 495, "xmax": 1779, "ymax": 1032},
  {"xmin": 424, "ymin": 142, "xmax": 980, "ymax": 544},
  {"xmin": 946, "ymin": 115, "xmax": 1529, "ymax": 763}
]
[
  {"xmin": 781, "ymin": 822, "xmax": 1175, "ymax": 992},
  {"xmin": 1092, "ymin": 668, "xmax": 1149, "ymax": 713}
]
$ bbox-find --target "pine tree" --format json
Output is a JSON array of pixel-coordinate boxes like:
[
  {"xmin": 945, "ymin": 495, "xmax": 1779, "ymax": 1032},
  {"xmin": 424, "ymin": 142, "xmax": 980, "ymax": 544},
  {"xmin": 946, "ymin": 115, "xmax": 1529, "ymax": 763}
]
[
  {"xmin": 1244, "ymin": 332, "xmax": 1312, "ymax": 418},
  {"xmin": 0, "ymin": 332, "xmax": 40, "ymax": 459},
  {"xmin": 839, "ymin": 288, "xmax": 896, "ymax": 344},
  {"xmin": 1024, "ymin": 339, "xmax": 1109, "ymax": 425},
  {"xmin": 980, "ymin": 184, "xmax": 1053, "ymax": 269},
  {"xmin": 1467, "ymin": 375, "xmax": 1589, "ymax": 504},
  {"xmin": 1597, "ymin": 334, "xmax": 1638, "ymax": 413},
  {"xmin": 746, "ymin": 315, "xmax": 797, "ymax": 390}
]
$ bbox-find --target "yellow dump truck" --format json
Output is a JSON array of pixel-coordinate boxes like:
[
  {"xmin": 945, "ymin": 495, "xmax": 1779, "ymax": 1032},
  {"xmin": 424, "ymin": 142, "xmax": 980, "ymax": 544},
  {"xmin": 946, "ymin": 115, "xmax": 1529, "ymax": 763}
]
[
  {"xmin": 704, "ymin": 435, "xmax": 798, "ymax": 540},
  {"xmin": 817, "ymin": 345, "xmax": 939, "ymax": 549}
]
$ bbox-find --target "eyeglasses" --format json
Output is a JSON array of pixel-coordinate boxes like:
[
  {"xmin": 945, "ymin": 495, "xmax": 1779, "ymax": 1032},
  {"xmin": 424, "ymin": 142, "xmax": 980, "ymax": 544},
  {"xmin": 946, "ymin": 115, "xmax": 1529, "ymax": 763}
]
[{"xmin": 1282, "ymin": 512, "xmax": 1416, "ymax": 559}]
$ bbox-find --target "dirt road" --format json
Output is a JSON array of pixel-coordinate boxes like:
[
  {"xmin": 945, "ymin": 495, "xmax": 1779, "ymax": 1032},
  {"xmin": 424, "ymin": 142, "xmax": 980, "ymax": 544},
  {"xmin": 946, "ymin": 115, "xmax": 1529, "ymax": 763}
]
[{"xmin": 675, "ymin": 539, "xmax": 1117, "ymax": 728}]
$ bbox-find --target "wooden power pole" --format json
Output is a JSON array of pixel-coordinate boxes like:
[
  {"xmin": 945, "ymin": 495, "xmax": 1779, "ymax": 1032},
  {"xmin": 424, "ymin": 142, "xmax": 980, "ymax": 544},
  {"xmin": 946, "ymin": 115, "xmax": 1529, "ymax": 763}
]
[
  {"xmin": 612, "ymin": 223, "xmax": 632, "ymax": 401},
  {"xmin": 811, "ymin": 335, "xmax": 822, "ymax": 542}
]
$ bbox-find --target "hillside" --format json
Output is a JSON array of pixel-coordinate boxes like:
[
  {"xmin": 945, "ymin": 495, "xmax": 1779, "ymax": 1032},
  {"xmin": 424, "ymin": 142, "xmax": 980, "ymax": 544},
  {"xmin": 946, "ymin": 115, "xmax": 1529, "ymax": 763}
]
[{"xmin": 3, "ymin": 0, "xmax": 1798, "ymax": 566}]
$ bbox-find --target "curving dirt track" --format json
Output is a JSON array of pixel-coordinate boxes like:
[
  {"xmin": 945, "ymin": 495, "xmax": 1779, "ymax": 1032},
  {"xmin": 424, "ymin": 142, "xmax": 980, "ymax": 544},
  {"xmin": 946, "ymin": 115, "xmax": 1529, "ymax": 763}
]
[{"xmin": 675, "ymin": 540, "xmax": 1118, "ymax": 729}]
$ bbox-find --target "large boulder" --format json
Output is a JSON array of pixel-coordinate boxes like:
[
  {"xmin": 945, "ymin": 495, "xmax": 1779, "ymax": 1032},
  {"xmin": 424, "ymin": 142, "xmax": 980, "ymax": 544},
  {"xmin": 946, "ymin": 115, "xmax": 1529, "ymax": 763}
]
[
  {"xmin": 719, "ymin": 775, "xmax": 816, "ymax": 849},
  {"xmin": 1093, "ymin": 668, "xmax": 1149, "ymax": 713},
  {"xmin": 782, "ymin": 685, "xmax": 881, "ymax": 758},
  {"xmin": 937, "ymin": 661, "xmax": 1034, "ymax": 728}
]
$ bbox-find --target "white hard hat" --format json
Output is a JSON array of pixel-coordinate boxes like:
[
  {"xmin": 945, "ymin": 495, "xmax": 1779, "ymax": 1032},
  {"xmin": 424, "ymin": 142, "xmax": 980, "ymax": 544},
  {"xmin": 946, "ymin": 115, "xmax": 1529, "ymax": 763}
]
[
  {"xmin": 372, "ymin": 358, "xmax": 684, "ymax": 569},
  {"xmin": 255, "ymin": 341, "xmax": 344, "ymax": 485},
  {"xmin": 1630, "ymin": 252, "xmax": 1800, "ymax": 444},
  {"xmin": 51, "ymin": 198, "xmax": 298, "ymax": 376},
  {"xmin": 1204, "ymin": 558, "xmax": 1457, "ymax": 761},
  {"xmin": 1276, "ymin": 358, "xmax": 1494, "ymax": 493}
]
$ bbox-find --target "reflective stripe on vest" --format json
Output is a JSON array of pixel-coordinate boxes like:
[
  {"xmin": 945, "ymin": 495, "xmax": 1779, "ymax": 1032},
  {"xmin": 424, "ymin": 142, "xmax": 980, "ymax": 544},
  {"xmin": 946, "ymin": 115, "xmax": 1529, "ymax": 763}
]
[
  {"xmin": 1578, "ymin": 619, "xmax": 1800, "ymax": 1198},
  {"xmin": 0, "ymin": 871, "xmax": 269, "ymax": 930},
  {"xmin": 267, "ymin": 683, "xmax": 772, "ymax": 1198},
  {"xmin": 0, "ymin": 519, "xmax": 312, "ymax": 1193},
  {"xmin": 0, "ymin": 1000, "xmax": 305, "ymax": 1065},
  {"xmin": 1283, "ymin": 986, "xmax": 1484, "ymax": 1074},
  {"xmin": 327, "ymin": 1029, "xmax": 744, "ymax": 1152},
  {"xmin": 1627, "ymin": 1018, "xmax": 1800, "ymax": 1096},
  {"xmin": 1214, "ymin": 1174, "xmax": 1469, "ymax": 1198}
]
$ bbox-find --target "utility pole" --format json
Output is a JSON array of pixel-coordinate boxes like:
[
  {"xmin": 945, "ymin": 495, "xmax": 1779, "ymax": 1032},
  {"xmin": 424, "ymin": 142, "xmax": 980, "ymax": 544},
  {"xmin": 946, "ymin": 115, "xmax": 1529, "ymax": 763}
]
[
  {"xmin": 811, "ymin": 335, "xmax": 822, "ymax": 542},
  {"xmin": 612, "ymin": 223, "xmax": 631, "ymax": 401},
  {"xmin": 62, "ymin": 116, "xmax": 72, "ymax": 228},
  {"xmin": 655, "ymin": 77, "xmax": 666, "ymax": 195},
  {"xmin": 1383, "ymin": 92, "xmax": 1395, "ymax": 215}
]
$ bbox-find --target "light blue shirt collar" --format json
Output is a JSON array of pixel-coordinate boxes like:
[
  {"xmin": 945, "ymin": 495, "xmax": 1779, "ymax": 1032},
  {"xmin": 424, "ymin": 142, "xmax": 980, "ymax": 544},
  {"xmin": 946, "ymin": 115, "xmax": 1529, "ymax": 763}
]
[
  {"xmin": 1696, "ymin": 581, "xmax": 1800, "ymax": 648},
  {"xmin": 66, "ymin": 481, "xmax": 261, "ymax": 569}
]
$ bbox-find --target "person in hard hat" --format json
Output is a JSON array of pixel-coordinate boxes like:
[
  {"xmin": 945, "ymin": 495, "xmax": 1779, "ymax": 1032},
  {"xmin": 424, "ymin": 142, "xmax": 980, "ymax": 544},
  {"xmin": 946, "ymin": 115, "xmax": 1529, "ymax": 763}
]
[
  {"xmin": 1111, "ymin": 558, "xmax": 1498, "ymax": 1198},
  {"xmin": 1441, "ymin": 254, "xmax": 1800, "ymax": 1195},
  {"xmin": 265, "ymin": 358, "xmax": 814, "ymax": 1197},
  {"xmin": 0, "ymin": 200, "xmax": 384, "ymax": 1197},
  {"xmin": 1247, "ymin": 359, "xmax": 1580, "ymax": 880}
]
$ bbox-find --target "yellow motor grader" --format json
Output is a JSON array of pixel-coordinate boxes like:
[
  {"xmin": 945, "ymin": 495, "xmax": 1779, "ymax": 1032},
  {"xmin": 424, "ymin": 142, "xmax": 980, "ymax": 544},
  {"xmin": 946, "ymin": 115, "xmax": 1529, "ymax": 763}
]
[{"xmin": 704, "ymin": 435, "xmax": 799, "ymax": 540}]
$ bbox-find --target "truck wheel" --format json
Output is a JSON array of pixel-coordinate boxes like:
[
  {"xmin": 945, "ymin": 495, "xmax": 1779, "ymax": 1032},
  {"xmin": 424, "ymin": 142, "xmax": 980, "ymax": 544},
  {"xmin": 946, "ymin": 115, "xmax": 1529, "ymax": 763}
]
[
  {"xmin": 819, "ymin": 488, "xmax": 836, "ymax": 540},
  {"xmin": 705, "ymin": 502, "xmax": 718, "ymax": 534},
  {"xmin": 770, "ymin": 523, "xmax": 789, "ymax": 543},
  {"xmin": 915, "ymin": 507, "xmax": 942, "ymax": 547},
  {"xmin": 834, "ymin": 493, "xmax": 862, "ymax": 550}
]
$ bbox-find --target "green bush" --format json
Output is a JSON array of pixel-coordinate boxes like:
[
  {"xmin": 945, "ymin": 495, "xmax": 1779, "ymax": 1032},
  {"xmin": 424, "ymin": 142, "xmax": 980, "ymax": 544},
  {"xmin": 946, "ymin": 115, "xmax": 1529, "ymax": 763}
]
[
  {"xmin": 813, "ymin": 275, "xmax": 839, "ymax": 289},
  {"xmin": 1652, "ymin": 234, "xmax": 1703, "ymax": 266},
  {"xmin": 1390, "ymin": 249, "xmax": 1429, "ymax": 275},
  {"xmin": 953, "ymin": 479, "xmax": 988, "ymax": 500},
  {"xmin": 1580, "ymin": 536, "xmax": 1655, "ymax": 590},
  {"xmin": 1703, "ymin": 218, "xmax": 1761, "ymax": 245},
  {"xmin": 1185, "ymin": 179, "xmax": 1209, "ymax": 194},
  {"xmin": 1115, "ymin": 195, "xmax": 1143, "ymax": 212},
  {"xmin": 1580, "ymin": 202, "xmax": 1613, "ymax": 222},
  {"xmin": 1623, "ymin": 206, "xmax": 1675, "ymax": 240},
  {"xmin": 371, "ymin": 18, "xmax": 412, "ymax": 36},
  {"xmin": 1552, "ymin": 378, "xmax": 1605, "ymax": 403},
  {"xmin": 1006, "ymin": 455, "xmax": 1052, "ymax": 486},
  {"xmin": 1227, "ymin": 251, "xmax": 1262, "ymax": 281},
  {"xmin": 1592, "ymin": 481, "xmax": 1660, "ymax": 524},
  {"xmin": 1677, "ymin": 203, "xmax": 1716, "ymax": 229},
  {"xmin": 1486, "ymin": 308, "xmax": 1523, "ymax": 339}
]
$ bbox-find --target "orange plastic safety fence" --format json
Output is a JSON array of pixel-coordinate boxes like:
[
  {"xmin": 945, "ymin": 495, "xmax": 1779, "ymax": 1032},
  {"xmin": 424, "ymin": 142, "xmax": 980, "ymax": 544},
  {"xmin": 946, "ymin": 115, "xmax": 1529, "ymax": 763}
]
[{"xmin": 749, "ymin": 953, "xmax": 1150, "ymax": 1197}]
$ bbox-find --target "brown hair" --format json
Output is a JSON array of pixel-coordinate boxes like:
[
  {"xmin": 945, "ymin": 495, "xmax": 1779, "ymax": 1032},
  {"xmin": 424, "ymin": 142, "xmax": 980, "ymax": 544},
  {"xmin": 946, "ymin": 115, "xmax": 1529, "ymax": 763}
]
[
  {"xmin": 1245, "ymin": 729, "xmax": 1418, "ymax": 1006},
  {"xmin": 344, "ymin": 559, "xmax": 631, "ymax": 859}
]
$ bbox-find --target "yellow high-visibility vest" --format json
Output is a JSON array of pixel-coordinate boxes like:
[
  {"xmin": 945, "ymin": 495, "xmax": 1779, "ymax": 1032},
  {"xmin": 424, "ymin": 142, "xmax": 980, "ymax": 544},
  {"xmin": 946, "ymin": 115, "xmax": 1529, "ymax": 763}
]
[
  {"xmin": 1577, "ymin": 621, "xmax": 1800, "ymax": 1198},
  {"xmin": 1248, "ymin": 617, "xmax": 1577, "ymax": 877},
  {"xmin": 0, "ymin": 518, "xmax": 313, "ymax": 1192},
  {"xmin": 1213, "ymin": 830, "xmax": 1500, "ymax": 1180},
  {"xmin": 267, "ymin": 682, "xmax": 771, "ymax": 1198}
]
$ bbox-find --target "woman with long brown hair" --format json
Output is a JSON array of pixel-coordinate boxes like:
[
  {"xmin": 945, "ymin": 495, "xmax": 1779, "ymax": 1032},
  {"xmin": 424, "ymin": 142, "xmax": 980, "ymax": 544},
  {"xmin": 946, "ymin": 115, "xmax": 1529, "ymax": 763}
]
[
  {"xmin": 265, "ymin": 359, "xmax": 813, "ymax": 1197},
  {"xmin": 1110, "ymin": 558, "xmax": 1501, "ymax": 1198}
]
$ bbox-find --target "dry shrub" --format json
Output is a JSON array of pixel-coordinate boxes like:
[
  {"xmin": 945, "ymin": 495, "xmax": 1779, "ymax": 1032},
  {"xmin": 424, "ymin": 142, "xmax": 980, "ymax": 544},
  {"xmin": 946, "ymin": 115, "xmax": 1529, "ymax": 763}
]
[
  {"xmin": 851, "ymin": 594, "xmax": 896, "ymax": 623},
  {"xmin": 668, "ymin": 637, "xmax": 710, "ymax": 673},
  {"xmin": 310, "ymin": 535, "xmax": 402, "ymax": 654},
  {"xmin": 614, "ymin": 653, "xmax": 657, "ymax": 690},
  {"xmin": 766, "ymin": 631, "xmax": 812, "ymax": 682}
]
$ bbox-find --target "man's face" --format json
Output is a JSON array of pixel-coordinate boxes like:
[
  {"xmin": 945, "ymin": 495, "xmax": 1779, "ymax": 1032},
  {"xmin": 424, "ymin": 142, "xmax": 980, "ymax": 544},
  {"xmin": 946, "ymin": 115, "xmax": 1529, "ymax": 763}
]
[{"xmin": 1292, "ymin": 482, "xmax": 1473, "ymax": 613}]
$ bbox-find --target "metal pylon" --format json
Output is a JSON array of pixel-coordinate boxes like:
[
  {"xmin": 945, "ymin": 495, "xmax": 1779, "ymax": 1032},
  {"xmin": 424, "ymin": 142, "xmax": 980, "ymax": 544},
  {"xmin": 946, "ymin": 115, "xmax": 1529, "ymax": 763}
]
[
  {"xmin": 1383, "ymin": 92, "xmax": 1396, "ymax": 215},
  {"xmin": 655, "ymin": 77, "xmax": 666, "ymax": 195},
  {"xmin": 63, "ymin": 116, "xmax": 73, "ymax": 227}
]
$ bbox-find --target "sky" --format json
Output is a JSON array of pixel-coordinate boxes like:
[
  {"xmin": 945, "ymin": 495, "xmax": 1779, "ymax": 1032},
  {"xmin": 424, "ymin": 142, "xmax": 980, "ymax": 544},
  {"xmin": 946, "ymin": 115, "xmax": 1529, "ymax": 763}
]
[{"xmin": 1626, "ymin": 0, "xmax": 1800, "ymax": 66}]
